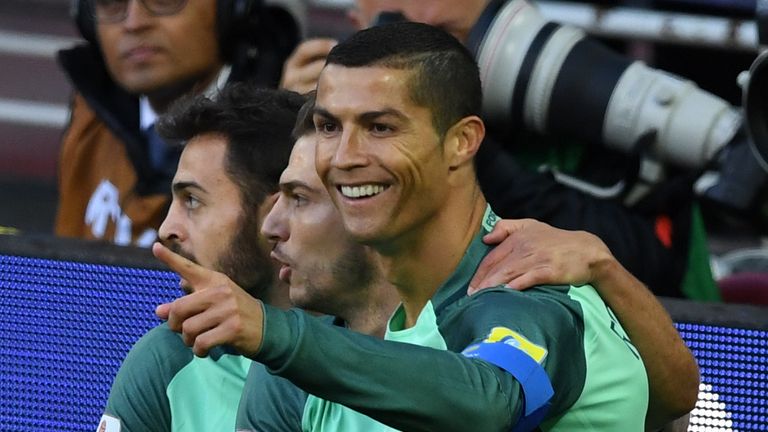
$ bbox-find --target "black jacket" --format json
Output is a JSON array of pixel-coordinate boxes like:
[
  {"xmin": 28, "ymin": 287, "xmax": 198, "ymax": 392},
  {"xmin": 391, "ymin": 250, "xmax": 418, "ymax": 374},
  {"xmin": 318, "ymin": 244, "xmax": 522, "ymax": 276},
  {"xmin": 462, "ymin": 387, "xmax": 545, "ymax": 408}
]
[
  {"xmin": 57, "ymin": 43, "xmax": 282, "ymax": 197},
  {"xmin": 476, "ymin": 135, "xmax": 696, "ymax": 297}
]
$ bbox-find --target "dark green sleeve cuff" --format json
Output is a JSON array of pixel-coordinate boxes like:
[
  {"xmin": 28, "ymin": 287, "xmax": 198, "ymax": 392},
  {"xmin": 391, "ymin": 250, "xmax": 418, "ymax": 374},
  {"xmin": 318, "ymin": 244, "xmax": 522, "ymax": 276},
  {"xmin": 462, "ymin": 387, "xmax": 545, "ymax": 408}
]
[{"xmin": 253, "ymin": 304, "xmax": 304, "ymax": 374}]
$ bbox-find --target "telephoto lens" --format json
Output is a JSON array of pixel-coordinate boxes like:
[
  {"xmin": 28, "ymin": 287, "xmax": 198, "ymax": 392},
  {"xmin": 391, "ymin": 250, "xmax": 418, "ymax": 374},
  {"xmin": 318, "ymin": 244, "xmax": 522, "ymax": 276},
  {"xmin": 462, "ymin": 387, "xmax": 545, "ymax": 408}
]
[
  {"xmin": 467, "ymin": 0, "xmax": 742, "ymax": 170},
  {"xmin": 744, "ymin": 50, "xmax": 768, "ymax": 172}
]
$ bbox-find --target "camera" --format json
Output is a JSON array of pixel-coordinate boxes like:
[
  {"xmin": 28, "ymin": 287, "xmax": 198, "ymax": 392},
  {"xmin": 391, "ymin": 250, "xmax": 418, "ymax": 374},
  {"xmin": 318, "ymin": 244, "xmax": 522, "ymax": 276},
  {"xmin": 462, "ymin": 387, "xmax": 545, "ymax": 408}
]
[
  {"xmin": 374, "ymin": 0, "xmax": 768, "ymax": 216},
  {"xmin": 467, "ymin": 0, "xmax": 768, "ymax": 218},
  {"xmin": 695, "ymin": 49, "xmax": 768, "ymax": 222},
  {"xmin": 744, "ymin": 50, "xmax": 768, "ymax": 172},
  {"xmin": 465, "ymin": 0, "xmax": 751, "ymax": 171}
]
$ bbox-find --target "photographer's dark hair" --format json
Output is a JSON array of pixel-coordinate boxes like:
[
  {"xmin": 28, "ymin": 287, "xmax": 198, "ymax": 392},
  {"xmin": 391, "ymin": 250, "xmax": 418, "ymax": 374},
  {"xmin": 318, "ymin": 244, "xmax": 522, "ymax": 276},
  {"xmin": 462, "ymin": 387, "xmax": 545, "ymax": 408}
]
[
  {"xmin": 157, "ymin": 84, "xmax": 305, "ymax": 211},
  {"xmin": 326, "ymin": 21, "xmax": 481, "ymax": 137}
]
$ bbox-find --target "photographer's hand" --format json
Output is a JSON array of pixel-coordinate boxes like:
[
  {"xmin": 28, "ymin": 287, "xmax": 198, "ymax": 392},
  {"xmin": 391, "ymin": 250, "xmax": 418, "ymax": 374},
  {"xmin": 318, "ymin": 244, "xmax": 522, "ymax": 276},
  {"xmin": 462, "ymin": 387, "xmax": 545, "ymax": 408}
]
[{"xmin": 279, "ymin": 38, "xmax": 337, "ymax": 94}]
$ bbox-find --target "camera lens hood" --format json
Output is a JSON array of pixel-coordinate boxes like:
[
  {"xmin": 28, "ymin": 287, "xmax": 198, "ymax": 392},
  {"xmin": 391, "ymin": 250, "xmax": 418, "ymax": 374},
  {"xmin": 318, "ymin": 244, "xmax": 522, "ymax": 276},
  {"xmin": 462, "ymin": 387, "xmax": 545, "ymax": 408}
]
[{"xmin": 744, "ymin": 50, "xmax": 768, "ymax": 173}]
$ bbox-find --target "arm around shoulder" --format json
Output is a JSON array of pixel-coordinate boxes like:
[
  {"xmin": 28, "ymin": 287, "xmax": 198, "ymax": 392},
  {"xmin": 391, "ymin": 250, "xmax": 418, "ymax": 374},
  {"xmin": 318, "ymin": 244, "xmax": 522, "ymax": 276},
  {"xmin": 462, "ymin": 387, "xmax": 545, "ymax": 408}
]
[{"xmin": 591, "ymin": 257, "xmax": 699, "ymax": 430}]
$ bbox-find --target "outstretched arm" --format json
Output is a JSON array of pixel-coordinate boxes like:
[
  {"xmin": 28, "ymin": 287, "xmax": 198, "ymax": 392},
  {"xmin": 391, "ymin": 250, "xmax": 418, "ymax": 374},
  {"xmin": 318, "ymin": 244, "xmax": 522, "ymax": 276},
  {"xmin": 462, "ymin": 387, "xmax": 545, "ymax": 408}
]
[
  {"xmin": 152, "ymin": 242, "xmax": 584, "ymax": 431},
  {"xmin": 469, "ymin": 219, "xmax": 699, "ymax": 430}
]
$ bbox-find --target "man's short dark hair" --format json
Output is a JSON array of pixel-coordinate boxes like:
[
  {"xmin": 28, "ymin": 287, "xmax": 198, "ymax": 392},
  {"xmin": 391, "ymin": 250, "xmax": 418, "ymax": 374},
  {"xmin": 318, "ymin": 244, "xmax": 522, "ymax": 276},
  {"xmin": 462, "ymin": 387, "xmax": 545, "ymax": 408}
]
[
  {"xmin": 292, "ymin": 91, "xmax": 316, "ymax": 140},
  {"xmin": 325, "ymin": 21, "xmax": 482, "ymax": 137},
  {"xmin": 158, "ymin": 84, "xmax": 305, "ymax": 212}
]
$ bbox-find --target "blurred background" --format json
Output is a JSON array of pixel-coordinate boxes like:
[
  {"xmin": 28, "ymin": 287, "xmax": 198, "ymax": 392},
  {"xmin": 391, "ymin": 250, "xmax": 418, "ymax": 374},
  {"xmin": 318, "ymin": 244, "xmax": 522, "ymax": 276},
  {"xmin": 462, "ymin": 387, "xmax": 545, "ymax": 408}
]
[
  {"xmin": 1, "ymin": 3, "xmax": 766, "ymax": 430},
  {"xmin": 0, "ymin": 0, "xmax": 75, "ymax": 233},
  {"xmin": 0, "ymin": 0, "xmax": 764, "ymax": 253},
  {"xmin": 0, "ymin": 0, "xmax": 349, "ymax": 235}
]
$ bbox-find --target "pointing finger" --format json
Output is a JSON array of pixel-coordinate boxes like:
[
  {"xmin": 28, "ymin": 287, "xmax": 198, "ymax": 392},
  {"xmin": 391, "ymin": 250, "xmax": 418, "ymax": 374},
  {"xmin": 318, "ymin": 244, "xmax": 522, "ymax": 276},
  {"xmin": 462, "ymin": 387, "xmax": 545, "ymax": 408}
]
[{"xmin": 152, "ymin": 242, "xmax": 210, "ymax": 291}]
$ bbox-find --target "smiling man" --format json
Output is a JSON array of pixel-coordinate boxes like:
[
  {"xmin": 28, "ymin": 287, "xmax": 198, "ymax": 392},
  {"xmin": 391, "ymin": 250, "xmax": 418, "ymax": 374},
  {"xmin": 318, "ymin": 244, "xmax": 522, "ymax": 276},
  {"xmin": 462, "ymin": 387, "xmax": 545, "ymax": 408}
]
[
  {"xmin": 225, "ymin": 88, "xmax": 697, "ymax": 430},
  {"xmin": 280, "ymin": 0, "xmax": 724, "ymax": 309},
  {"xmin": 153, "ymin": 27, "xmax": 694, "ymax": 426},
  {"xmin": 303, "ymin": 21, "xmax": 649, "ymax": 430}
]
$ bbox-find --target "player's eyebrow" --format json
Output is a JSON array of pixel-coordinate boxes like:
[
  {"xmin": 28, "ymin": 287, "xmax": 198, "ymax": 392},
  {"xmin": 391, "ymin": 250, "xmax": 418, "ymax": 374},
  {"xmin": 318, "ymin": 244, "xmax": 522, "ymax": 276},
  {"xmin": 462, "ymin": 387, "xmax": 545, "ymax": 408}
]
[
  {"xmin": 313, "ymin": 106, "xmax": 336, "ymax": 122},
  {"xmin": 358, "ymin": 109, "xmax": 408, "ymax": 124},
  {"xmin": 313, "ymin": 106, "xmax": 408, "ymax": 124},
  {"xmin": 172, "ymin": 181, "xmax": 206, "ymax": 195},
  {"xmin": 279, "ymin": 180, "xmax": 316, "ymax": 195}
]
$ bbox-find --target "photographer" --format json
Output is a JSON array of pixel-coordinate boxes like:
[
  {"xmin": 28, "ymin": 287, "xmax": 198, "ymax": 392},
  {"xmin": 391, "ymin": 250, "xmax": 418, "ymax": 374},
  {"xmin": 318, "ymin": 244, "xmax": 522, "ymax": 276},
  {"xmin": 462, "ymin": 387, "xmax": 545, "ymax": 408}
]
[
  {"xmin": 55, "ymin": 0, "xmax": 301, "ymax": 247},
  {"xmin": 280, "ymin": 0, "xmax": 734, "ymax": 300}
]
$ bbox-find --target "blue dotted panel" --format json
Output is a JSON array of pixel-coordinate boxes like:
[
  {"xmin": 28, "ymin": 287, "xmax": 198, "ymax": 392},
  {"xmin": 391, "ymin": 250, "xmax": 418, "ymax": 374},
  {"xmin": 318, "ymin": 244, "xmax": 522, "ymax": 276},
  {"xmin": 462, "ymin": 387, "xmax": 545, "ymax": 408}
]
[
  {"xmin": 0, "ymin": 254, "xmax": 181, "ymax": 432},
  {"xmin": 677, "ymin": 323, "xmax": 768, "ymax": 431},
  {"xmin": 2, "ymin": 252, "xmax": 767, "ymax": 431}
]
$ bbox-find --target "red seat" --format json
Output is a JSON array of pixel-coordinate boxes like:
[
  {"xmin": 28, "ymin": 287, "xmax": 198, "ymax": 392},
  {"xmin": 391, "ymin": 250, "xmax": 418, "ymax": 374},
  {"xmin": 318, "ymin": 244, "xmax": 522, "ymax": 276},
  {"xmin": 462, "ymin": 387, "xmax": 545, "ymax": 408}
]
[{"xmin": 718, "ymin": 272, "xmax": 768, "ymax": 305}]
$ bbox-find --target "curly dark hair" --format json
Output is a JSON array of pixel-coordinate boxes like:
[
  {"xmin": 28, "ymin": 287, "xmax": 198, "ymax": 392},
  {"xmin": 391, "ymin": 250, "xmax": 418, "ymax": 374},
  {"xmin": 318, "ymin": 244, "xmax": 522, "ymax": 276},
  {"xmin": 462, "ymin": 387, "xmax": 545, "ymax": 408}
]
[{"xmin": 157, "ymin": 83, "xmax": 306, "ymax": 212}]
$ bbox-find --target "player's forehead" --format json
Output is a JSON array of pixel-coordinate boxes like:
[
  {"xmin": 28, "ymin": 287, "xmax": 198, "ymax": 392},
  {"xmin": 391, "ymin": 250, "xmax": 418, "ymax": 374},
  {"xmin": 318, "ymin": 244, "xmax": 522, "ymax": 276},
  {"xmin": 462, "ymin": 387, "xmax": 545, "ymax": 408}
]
[
  {"xmin": 315, "ymin": 68, "xmax": 426, "ymax": 138},
  {"xmin": 280, "ymin": 136, "xmax": 320, "ymax": 188},
  {"xmin": 175, "ymin": 134, "xmax": 230, "ymax": 190}
]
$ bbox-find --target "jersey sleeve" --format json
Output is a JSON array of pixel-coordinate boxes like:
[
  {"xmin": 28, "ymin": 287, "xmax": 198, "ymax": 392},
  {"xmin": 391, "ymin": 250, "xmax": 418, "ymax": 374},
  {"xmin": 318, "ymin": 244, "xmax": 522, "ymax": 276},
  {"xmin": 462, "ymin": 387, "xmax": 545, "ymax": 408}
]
[
  {"xmin": 251, "ymin": 293, "xmax": 586, "ymax": 432},
  {"xmin": 448, "ymin": 287, "xmax": 588, "ymax": 420},
  {"xmin": 101, "ymin": 324, "xmax": 192, "ymax": 432}
]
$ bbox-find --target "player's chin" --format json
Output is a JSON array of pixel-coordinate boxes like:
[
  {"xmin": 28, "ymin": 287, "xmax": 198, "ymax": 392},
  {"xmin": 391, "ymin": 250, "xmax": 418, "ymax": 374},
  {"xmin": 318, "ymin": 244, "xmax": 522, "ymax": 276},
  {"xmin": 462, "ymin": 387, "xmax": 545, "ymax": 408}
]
[{"xmin": 289, "ymin": 289, "xmax": 314, "ymax": 309}]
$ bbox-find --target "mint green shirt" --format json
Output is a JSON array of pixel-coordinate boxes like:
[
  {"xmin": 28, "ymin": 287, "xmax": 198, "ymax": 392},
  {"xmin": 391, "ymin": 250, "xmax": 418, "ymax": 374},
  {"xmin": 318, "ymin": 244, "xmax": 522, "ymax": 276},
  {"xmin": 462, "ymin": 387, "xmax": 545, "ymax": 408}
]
[
  {"xmin": 238, "ymin": 206, "xmax": 649, "ymax": 431},
  {"xmin": 301, "ymin": 302, "xmax": 447, "ymax": 431},
  {"xmin": 102, "ymin": 323, "xmax": 251, "ymax": 432}
]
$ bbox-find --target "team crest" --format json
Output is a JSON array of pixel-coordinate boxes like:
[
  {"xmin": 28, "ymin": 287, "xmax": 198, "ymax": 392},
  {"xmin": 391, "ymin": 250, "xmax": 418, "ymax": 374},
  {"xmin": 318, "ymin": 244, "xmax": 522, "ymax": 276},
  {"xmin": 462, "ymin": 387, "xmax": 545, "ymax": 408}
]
[
  {"xmin": 476, "ymin": 326, "xmax": 548, "ymax": 364},
  {"xmin": 482, "ymin": 206, "xmax": 500, "ymax": 232}
]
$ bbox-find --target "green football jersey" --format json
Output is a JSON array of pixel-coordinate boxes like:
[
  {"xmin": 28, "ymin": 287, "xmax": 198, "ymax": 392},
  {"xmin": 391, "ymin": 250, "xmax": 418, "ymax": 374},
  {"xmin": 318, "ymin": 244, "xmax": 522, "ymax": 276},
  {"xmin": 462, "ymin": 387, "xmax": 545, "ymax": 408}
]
[
  {"xmin": 237, "ymin": 206, "xmax": 648, "ymax": 431},
  {"xmin": 99, "ymin": 323, "xmax": 251, "ymax": 432}
]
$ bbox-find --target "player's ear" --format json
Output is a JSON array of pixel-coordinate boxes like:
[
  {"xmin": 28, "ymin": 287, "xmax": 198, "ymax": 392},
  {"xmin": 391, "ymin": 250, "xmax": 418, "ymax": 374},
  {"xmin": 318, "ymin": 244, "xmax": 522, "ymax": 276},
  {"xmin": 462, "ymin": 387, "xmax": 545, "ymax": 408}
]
[{"xmin": 445, "ymin": 115, "xmax": 484, "ymax": 171}]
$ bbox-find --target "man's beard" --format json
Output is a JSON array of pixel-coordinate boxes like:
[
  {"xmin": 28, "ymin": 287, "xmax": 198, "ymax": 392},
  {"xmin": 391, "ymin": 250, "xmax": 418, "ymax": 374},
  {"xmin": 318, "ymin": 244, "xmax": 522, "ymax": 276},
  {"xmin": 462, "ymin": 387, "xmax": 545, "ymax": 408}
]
[
  {"xmin": 216, "ymin": 213, "xmax": 273, "ymax": 299},
  {"xmin": 301, "ymin": 242, "xmax": 377, "ymax": 318},
  {"xmin": 166, "ymin": 213, "xmax": 273, "ymax": 300}
]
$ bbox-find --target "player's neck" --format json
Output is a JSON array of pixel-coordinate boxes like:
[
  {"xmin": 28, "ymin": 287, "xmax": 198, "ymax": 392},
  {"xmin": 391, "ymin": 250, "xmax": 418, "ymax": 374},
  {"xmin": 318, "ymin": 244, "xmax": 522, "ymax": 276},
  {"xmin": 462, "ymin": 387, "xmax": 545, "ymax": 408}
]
[
  {"xmin": 379, "ymin": 184, "xmax": 486, "ymax": 328},
  {"xmin": 344, "ymin": 280, "xmax": 399, "ymax": 338}
]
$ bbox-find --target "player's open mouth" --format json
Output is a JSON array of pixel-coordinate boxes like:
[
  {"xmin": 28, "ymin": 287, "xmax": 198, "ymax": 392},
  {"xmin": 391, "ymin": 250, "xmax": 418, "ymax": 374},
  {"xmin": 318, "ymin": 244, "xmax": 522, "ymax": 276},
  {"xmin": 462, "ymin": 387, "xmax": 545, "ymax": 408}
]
[
  {"xmin": 339, "ymin": 184, "xmax": 389, "ymax": 199},
  {"xmin": 278, "ymin": 264, "xmax": 292, "ymax": 284},
  {"xmin": 271, "ymin": 250, "xmax": 293, "ymax": 284}
]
